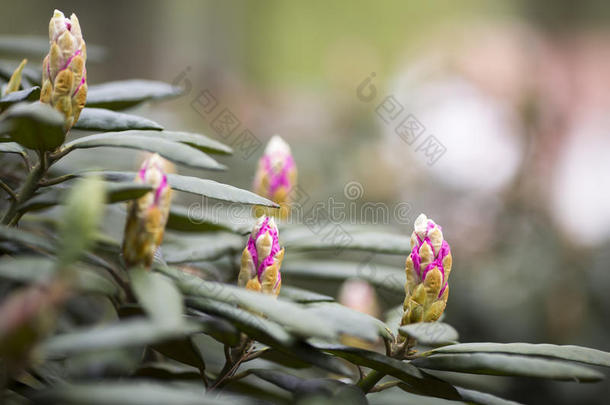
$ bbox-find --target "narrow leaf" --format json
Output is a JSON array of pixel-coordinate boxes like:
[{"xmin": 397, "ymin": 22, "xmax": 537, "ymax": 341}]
[
  {"xmin": 86, "ymin": 79, "xmax": 182, "ymax": 110},
  {"xmin": 73, "ymin": 108, "xmax": 164, "ymax": 131},
  {"xmin": 62, "ymin": 133, "xmax": 225, "ymax": 171}
]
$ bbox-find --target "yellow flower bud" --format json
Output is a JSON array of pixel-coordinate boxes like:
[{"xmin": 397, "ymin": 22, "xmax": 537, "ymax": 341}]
[{"xmin": 40, "ymin": 10, "xmax": 87, "ymax": 130}]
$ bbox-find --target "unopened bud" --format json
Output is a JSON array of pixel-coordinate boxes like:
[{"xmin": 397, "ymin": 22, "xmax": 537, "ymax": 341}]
[
  {"xmin": 238, "ymin": 216, "xmax": 284, "ymax": 296},
  {"xmin": 40, "ymin": 10, "xmax": 87, "ymax": 130},
  {"xmin": 122, "ymin": 154, "xmax": 172, "ymax": 269},
  {"xmin": 253, "ymin": 135, "xmax": 297, "ymax": 219},
  {"xmin": 401, "ymin": 213, "xmax": 452, "ymax": 325}
]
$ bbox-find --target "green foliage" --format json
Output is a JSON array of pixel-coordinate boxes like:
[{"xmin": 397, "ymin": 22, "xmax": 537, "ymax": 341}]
[{"xmin": 0, "ymin": 33, "xmax": 608, "ymax": 405}]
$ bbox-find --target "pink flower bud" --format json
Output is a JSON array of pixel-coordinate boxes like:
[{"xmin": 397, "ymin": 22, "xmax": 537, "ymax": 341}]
[
  {"xmin": 238, "ymin": 216, "xmax": 284, "ymax": 296},
  {"xmin": 402, "ymin": 213, "xmax": 453, "ymax": 325},
  {"xmin": 253, "ymin": 136, "xmax": 297, "ymax": 219},
  {"xmin": 122, "ymin": 154, "xmax": 172, "ymax": 269}
]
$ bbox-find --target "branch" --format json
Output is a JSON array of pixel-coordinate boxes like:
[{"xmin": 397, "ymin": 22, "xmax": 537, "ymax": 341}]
[
  {"xmin": 0, "ymin": 179, "xmax": 17, "ymax": 201},
  {"xmin": 39, "ymin": 173, "xmax": 78, "ymax": 187}
]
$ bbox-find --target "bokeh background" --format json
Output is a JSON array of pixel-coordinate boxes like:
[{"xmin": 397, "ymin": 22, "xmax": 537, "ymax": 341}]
[{"xmin": 2, "ymin": 1, "xmax": 610, "ymax": 403}]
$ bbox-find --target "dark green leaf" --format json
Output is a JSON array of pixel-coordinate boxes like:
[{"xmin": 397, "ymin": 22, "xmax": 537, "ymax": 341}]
[
  {"xmin": 62, "ymin": 133, "xmax": 225, "ymax": 171},
  {"xmin": 188, "ymin": 297, "xmax": 293, "ymax": 345},
  {"xmin": 20, "ymin": 182, "xmax": 152, "ymax": 213},
  {"xmin": 0, "ymin": 255, "xmax": 118, "ymax": 296},
  {"xmin": 281, "ymin": 260, "xmax": 405, "ymax": 293},
  {"xmin": 161, "ymin": 233, "xmax": 243, "ymax": 264},
  {"xmin": 1, "ymin": 102, "xmax": 64, "ymax": 150},
  {"xmin": 0, "ymin": 141, "xmax": 27, "ymax": 157},
  {"xmin": 399, "ymin": 323, "xmax": 459, "ymax": 347},
  {"xmin": 303, "ymin": 302, "xmax": 392, "ymax": 343},
  {"xmin": 0, "ymin": 36, "xmax": 106, "ymax": 61},
  {"xmin": 284, "ymin": 230, "xmax": 411, "ymax": 255},
  {"xmin": 99, "ymin": 171, "xmax": 278, "ymax": 207},
  {"xmin": 105, "ymin": 130, "xmax": 232, "ymax": 155},
  {"xmin": 454, "ymin": 386, "xmax": 524, "ymax": 405},
  {"xmin": 312, "ymin": 342, "xmax": 461, "ymax": 400},
  {"xmin": 423, "ymin": 342, "xmax": 610, "ymax": 368},
  {"xmin": 31, "ymin": 381, "xmax": 244, "ymax": 405},
  {"xmin": 73, "ymin": 108, "xmax": 164, "ymax": 131},
  {"xmin": 86, "ymin": 80, "xmax": 182, "ymax": 110},
  {"xmin": 157, "ymin": 265, "xmax": 337, "ymax": 340},
  {"xmin": 0, "ymin": 86, "xmax": 40, "ymax": 109},
  {"xmin": 279, "ymin": 286, "xmax": 334, "ymax": 303},
  {"xmin": 0, "ymin": 224, "xmax": 54, "ymax": 251},
  {"xmin": 42, "ymin": 318, "xmax": 201, "ymax": 359},
  {"xmin": 411, "ymin": 353, "xmax": 604, "ymax": 382},
  {"xmin": 167, "ymin": 204, "xmax": 255, "ymax": 234},
  {"xmin": 130, "ymin": 269, "xmax": 184, "ymax": 327}
]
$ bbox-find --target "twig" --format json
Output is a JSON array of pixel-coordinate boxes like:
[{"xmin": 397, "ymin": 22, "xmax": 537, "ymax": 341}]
[
  {"xmin": 0, "ymin": 179, "xmax": 17, "ymax": 201},
  {"xmin": 38, "ymin": 173, "xmax": 78, "ymax": 187}
]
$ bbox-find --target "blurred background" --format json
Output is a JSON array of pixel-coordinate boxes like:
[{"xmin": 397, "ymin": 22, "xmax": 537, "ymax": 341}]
[{"xmin": 2, "ymin": 0, "xmax": 610, "ymax": 403}]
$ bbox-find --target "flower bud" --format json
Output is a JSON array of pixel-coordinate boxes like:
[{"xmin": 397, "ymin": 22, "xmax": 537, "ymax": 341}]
[
  {"xmin": 338, "ymin": 279, "xmax": 380, "ymax": 318},
  {"xmin": 122, "ymin": 154, "xmax": 172, "ymax": 269},
  {"xmin": 401, "ymin": 213, "xmax": 452, "ymax": 325},
  {"xmin": 238, "ymin": 216, "xmax": 284, "ymax": 296},
  {"xmin": 40, "ymin": 10, "xmax": 87, "ymax": 130},
  {"xmin": 253, "ymin": 135, "xmax": 297, "ymax": 219}
]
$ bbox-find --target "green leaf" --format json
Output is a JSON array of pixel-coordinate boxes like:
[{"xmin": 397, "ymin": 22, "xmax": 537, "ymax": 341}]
[
  {"xmin": 0, "ymin": 36, "xmax": 106, "ymax": 61},
  {"xmin": 246, "ymin": 368, "xmax": 345, "ymax": 395},
  {"xmin": 101, "ymin": 130, "xmax": 232, "ymax": 155},
  {"xmin": 284, "ymin": 230, "xmax": 411, "ymax": 255},
  {"xmin": 399, "ymin": 323, "xmax": 459, "ymax": 347},
  {"xmin": 411, "ymin": 353, "xmax": 604, "ymax": 382},
  {"xmin": 0, "ymin": 102, "xmax": 65, "ymax": 151},
  {"xmin": 130, "ymin": 269, "xmax": 184, "ymax": 327},
  {"xmin": 161, "ymin": 233, "xmax": 244, "ymax": 264},
  {"xmin": 134, "ymin": 362, "xmax": 201, "ymax": 381},
  {"xmin": 453, "ymin": 386, "xmax": 524, "ymax": 405},
  {"xmin": 303, "ymin": 302, "xmax": 393, "ymax": 343},
  {"xmin": 281, "ymin": 260, "xmax": 405, "ymax": 293},
  {"xmin": 152, "ymin": 334, "xmax": 211, "ymax": 371},
  {"xmin": 312, "ymin": 342, "xmax": 461, "ymax": 400},
  {"xmin": 100, "ymin": 171, "xmax": 278, "ymax": 207},
  {"xmin": 31, "ymin": 381, "xmax": 244, "ymax": 405},
  {"xmin": 167, "ymin": 204, "xmax": 255, "ymax": 234},
  {"xmin": 57, "ymin": 176, "xmax": 106, "ymax": 267},
  {"xmin": 0, "ymin": 141, "xmax": 27, "ymax": 157},
  {"xmin": 157, "ymin": 265, "xmax": 337, "ymax": 341},
  {"xmin": 20, "ymin": 182, "xmax": 152, "ymax": 213},
  {"xmin": 0, "ymin": 224, "xmax": 54, "ymax": 251},
  {"xmin": 279, "ymin": 286, "xmax": 334, "ymax": 303},
  {"xmin": 0, "ymin": 255, "xmax": 118, "ymax": 296},
  {"xmin": 41, "ymin": 318, "xmax": 201, "ymax": 359},
  {"xmin": 73, "ymin": 108, "xmax": 164, "ymax": 131},
  {"xmin": 86, "ymin": 80, "xmax": 182, "ymax": 110},
  {"xmin": 0, "ymin": 86, "xmax": 40, "ymax": 109},
  {"xmin": 62, "ymin": 133, "xmax": 225, "ymax": 171},
  {"xmin": 188, "ymin": 297, "xmax": 293, "ymax": 345},
  {"xmin": 422, "ymin": 342, "xmax": 610, "ymax": 368}
]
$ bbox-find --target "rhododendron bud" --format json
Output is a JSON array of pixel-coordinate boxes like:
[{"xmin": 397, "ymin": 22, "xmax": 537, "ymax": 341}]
[
  {"xmin": 122, "ymin": 154, "xmax": 172, "ymax": 269},
  {"xmin": 401, "ymin": 213, "xmax": 452, "ymax": 325},
  {"xmin": 40, "ymin": 10, "xmax": 87, "ymax": 130},
  {"xmin": 253, "ymin": 136, "xmax": 297, "ymax": 219},
  {"xmin": 238, "ymin": 216, "xmax": 284, "ymax": 296}
]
